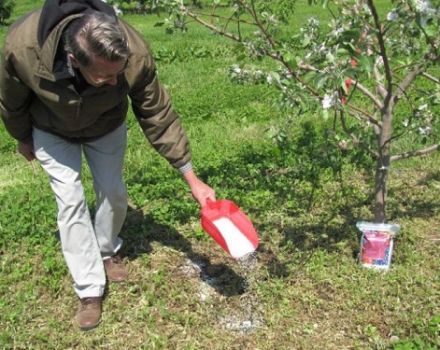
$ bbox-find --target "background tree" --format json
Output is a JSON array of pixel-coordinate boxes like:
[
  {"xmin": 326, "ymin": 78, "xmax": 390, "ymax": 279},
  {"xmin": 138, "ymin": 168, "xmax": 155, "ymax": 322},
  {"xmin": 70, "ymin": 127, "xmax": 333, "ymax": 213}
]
[{"xmin": 124, "ymin": 0, "xmax": 440, "ymax": 223}]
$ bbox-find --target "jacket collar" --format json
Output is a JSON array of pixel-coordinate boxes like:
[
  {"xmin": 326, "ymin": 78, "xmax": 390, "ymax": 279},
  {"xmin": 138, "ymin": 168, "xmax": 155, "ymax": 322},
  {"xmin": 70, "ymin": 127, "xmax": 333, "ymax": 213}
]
[{"xmin": 35, "ymin": 14, "xmax": 82, "ymax": 82}]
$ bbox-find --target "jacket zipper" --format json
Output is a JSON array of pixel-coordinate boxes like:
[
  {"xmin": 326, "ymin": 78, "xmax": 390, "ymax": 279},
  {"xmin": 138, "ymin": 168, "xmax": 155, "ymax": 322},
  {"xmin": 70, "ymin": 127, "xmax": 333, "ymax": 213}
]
[{"xmin": 76, "ymin": 97, "xmax": 82, "ymax": 118}]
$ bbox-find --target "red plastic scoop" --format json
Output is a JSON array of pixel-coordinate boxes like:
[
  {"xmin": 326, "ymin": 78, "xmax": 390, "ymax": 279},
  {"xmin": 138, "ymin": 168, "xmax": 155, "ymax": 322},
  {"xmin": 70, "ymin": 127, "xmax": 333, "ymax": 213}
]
[{"xmin": 200, "ymin": 199, "xmax": 259, "ymax": 259}]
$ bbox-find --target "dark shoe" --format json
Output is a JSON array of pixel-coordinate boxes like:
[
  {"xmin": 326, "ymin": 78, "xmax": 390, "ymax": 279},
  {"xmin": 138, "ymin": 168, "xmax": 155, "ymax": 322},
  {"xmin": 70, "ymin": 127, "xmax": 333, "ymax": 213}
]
[
  {"xmin": 76, "ymin": 297, "xmax": 102, "ymax": 331},
  {"xmin": 103, "ymin": 253, "xmax": 128, "ymax": 282}
]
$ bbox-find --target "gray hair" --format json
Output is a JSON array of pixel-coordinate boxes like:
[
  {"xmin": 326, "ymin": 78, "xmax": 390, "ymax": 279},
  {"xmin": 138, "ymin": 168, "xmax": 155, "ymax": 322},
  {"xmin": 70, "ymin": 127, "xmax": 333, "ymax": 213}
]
[{"xmin": 64, "ymin": 11, "xmax": 129, "ymax": 67}]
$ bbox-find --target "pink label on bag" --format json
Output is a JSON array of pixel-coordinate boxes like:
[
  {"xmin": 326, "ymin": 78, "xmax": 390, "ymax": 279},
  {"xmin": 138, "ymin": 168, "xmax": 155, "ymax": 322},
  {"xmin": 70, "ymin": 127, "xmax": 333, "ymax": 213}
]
[
  {"xmin": 362, "ymin": 231, "xmax": 390, "ymax": 259},
  {"xmin": 360, "ymin": 231, "xmax": 393, "ymax": 268}
]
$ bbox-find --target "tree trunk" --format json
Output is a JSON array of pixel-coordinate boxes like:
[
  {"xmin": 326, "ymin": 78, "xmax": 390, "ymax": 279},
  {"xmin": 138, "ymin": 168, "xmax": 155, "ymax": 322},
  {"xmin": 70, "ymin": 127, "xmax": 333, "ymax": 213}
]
[
  {"xmin": 374, "ymin": 107, "xmax": 393, "ymax": 223},
  {"xmin": 374, "ymin": 152, "xmax": 390, "ymax": 223}
]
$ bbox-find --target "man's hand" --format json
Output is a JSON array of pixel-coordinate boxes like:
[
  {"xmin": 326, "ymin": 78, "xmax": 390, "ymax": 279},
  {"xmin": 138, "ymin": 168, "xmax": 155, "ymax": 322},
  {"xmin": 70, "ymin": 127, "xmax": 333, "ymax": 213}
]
[
  {"xmin": 18, "ymin": 140, "xmax": 36, "ymax": 161},
  {"xmin": 183, "ymin": 169, "xmax": 216, "ymax": 207}
]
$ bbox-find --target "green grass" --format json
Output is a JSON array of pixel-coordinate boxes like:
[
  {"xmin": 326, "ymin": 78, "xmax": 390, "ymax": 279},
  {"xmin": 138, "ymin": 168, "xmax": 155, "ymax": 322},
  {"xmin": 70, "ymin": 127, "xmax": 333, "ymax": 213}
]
[{"xmin": 1, "ymin": 1, "xmax": 439, "ymax": 349}]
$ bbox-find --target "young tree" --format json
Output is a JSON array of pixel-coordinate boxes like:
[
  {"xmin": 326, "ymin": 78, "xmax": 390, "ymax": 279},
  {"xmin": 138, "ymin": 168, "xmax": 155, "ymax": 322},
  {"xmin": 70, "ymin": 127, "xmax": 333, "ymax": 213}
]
[{"xmin": 140, "ymin": 0, "xmax": 440, "ymax": 222}]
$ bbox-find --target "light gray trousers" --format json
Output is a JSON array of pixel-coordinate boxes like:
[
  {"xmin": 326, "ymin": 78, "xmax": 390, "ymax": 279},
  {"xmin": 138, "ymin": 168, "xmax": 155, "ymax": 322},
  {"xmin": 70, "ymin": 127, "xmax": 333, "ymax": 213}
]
[{"xmin": 33, "ymin": 124, "xmax": 127, "ymax": 298}]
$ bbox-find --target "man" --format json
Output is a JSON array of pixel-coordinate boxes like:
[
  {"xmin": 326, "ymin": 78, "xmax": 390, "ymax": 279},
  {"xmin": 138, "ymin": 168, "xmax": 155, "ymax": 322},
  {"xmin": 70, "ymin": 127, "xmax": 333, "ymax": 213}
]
[{"xmin": 0, "ymin": 0, "xmax": 215, "ymax": 330}]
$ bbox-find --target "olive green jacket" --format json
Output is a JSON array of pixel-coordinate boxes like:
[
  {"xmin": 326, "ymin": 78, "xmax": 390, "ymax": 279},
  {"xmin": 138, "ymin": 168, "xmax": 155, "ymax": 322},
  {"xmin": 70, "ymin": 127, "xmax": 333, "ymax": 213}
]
[{"xmin": 0, "ymin": 10, "xmax": 191, "ymax": 169}]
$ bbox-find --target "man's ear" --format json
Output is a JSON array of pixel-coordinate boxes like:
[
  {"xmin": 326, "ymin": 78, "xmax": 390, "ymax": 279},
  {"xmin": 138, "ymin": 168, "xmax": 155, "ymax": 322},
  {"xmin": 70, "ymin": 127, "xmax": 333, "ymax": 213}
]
[{"xmin": 68, "ymin": 53, "xmax": 80, "ymax": 68}]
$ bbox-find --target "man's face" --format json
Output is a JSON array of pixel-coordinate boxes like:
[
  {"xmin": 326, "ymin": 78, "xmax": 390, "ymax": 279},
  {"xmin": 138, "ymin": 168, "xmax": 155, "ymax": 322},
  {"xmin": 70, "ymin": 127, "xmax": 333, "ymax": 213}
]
[{"xmin": 70, "ymin": 54, "xmax": 127, "ymax": 87}]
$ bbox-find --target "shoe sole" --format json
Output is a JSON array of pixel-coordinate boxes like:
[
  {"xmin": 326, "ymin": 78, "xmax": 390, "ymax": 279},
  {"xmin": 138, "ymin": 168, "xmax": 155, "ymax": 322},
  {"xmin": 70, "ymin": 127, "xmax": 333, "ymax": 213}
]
[
  {"xmin": 79, "ymin": 319, "xmax": 101, "ymax": 331},
  {"xmin": 107, "ymin": 276, "xmax": 128, "ymax": 282}
]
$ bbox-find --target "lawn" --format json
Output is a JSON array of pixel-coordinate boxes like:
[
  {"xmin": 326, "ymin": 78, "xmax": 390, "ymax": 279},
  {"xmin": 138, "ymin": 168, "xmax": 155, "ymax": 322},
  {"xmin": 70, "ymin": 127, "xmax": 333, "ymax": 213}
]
[{"xmin": 0, "ymin": 1, "xmax": 439, "ymax": 349}]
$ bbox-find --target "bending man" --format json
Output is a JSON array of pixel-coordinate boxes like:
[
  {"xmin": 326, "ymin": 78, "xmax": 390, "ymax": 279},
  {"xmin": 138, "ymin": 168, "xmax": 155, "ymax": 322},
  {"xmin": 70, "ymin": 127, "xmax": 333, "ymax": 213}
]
[{"xmin": 0, "ymin": 0, "xmax": 215, "ymax": 330}]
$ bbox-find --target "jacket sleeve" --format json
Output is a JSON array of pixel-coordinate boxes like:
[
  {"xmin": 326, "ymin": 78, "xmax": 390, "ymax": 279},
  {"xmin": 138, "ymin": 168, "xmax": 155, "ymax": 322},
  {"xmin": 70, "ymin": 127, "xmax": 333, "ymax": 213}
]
[
  {"xmin": 128, "ymin": 54, "xmax": 191, "ymax": 170},
  {"xmin": 0, "ymin": 48, "xmax": 34, "ymax": 142}
]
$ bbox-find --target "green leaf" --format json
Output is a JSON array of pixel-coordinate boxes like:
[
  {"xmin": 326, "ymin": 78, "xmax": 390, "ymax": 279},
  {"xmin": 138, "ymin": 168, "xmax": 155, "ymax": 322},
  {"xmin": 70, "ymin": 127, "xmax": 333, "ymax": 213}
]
[
  {"xmin": 302, "ymin": 36, "xmax": 311, "ymax": 47},
  {"xmin": 425, "ymin": 23, "xmax": 438, "ymax": 37},
  {"xmin": 358, "ymin": 55, "xmax": 373, "ymax": 73},
  {"xmin": 336, "ymin": 48, "xmax": 350, "ymax": 60},
  {"xmin": 271, "ymin": 72, "xmax": 282, "ymax": 86},
  {"xmin": 315, "ymin": 73, "xmax": 328, "ymax": 89},
  {"xmin": 283, "ymin": 51, "xmax": 298, "ymax": 69},
  {"xmin": 341, "ymin": 29, "xmax": 361, "ymax": 42},
  {"xmin": 303, "ymin": 71, "xmax": 316, "ymax": 83}
]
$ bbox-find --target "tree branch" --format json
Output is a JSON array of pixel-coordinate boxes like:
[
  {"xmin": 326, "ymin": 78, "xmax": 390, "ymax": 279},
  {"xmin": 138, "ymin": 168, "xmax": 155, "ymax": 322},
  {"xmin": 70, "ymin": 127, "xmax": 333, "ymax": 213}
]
[
  {"xmin": 191, "ymin": 12, "xmax": 256, "ymax": 27},
  {"xmin": 366, "ymin": 0, "xmax": 393, "ymax": 92},
  {"xmin": 186, "ymin": 11, "xmax": 241, "ymax": 42},
  {"xmin": 422, "ymin": 72, "xmax": 440, "ymax": 84},
  {"xmin": 344, "ymin": 104, "xmax": 381, "ymax": 129},
  {"xmin": 352, "ymin": 80, "xmax": 384, "ymax": 109},
  {"xmin": 394, "ymin": 63, "xmax": 426, "ymax": 100},
  {"xmin": 246, "ymin": 0, "xmax": 279, "ymax": 48},
  {"xmin": 186, "ymin": 9, "xmax": 320, "ymax": 99},
  {"xmin": 390, "ymin": 144, "xmax": 440, "ymax": 162},
  {"xmin": 187, "ymin": 4, "xmax": 379, "ymax": 132}
]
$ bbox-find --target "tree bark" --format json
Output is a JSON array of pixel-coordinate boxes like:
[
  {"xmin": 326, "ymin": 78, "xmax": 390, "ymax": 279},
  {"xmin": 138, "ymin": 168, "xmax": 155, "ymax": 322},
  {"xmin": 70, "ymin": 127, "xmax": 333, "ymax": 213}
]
[
  {"xmin": 374, "ymin": 151, "xmax": 390, "ymax": 223},
  {"xmin": 374, "ymin": 106, "xmax": 393, "ymax": 223}
]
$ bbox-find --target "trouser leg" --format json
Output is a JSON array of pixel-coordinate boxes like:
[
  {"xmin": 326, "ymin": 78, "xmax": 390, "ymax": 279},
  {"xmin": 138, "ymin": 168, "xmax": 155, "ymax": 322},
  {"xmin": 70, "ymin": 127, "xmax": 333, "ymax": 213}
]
[
  {"xmin": 33, "ymin": 128, "xmax": 105, "ymax": 298},
  {"xmin": 83, "ymin": 123, "xmax": 128, "ymax": 259}
]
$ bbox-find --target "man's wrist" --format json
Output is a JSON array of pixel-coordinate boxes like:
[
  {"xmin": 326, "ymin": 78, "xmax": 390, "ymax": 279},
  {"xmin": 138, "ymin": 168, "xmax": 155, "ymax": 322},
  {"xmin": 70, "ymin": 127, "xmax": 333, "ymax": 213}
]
[
  {"xmin": 179, "ymin": 161, "xmax": 193, "ymax": 174},
  {"xmin": 182, "ymin": 167, "xmax": 200, "ymax": 189}
]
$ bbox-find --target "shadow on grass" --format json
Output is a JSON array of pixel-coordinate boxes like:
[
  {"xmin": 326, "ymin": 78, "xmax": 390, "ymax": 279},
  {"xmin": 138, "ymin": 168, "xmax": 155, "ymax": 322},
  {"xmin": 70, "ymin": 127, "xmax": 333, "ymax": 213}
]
[
  {"xmin": 252, "ymin": 202, "xmax": 365, "ymax": 279},
  {"xmin": 120, "ymin": 204, "xmax": 246, "ymax": 297},
  {"xmin": 387, "ymin": 169, "xmax": 440, "ymax": 219}
]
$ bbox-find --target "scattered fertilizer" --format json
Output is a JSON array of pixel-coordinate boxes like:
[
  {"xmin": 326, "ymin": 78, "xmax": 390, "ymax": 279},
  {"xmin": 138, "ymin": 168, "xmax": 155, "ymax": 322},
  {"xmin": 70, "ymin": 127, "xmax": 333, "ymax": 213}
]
[
  {"xmin": 179, "ymin": 253, "xmax": 263, "ymax": 332},
  {"xmin": 221, "ymin": 315, "xmax": 261, "ymax": 333}
]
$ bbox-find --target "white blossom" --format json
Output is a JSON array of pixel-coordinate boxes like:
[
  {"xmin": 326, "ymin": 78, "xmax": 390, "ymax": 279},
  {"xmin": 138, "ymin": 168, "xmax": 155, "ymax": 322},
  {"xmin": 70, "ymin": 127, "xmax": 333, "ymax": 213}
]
[
  {"xmin": 362, "ymin": 4, "xmax": 372, "ymax": 15},
  {"xmin": 268, "ymin": 15, "xmax": 278, "ymax": 25},
  {"xmin": 330, "ymin": 27, "xmax": 344, "ymax": 38},
  {"xmin": 232, "ymin": 65, "xmax": 242, "ymax": 74},
  {"xmin": 318, "ymin": 43, "xmax": 327, "ymax": 53},
  {"xmin": 322, "ymin": 94, "xmax": 335, "ymax": 109},
  {"xmin": 387, "ymin": 11, "xmax": 398, "ymax": 21},
  {"xmin": 375, "ymin": 56, "xmax": 384, "ymax": 67},
  {"xmin": 308, "ymin": 17, "xmax": 320, "ymax": 27},
  {"xmin": 326, "ymin": 52, "xmax": 336, "ymax": 63},
  {"xmin": 418, "ymin": 126, "xmax": 432, "ymax": 135},
  {"xmin": 414, "ymin": 0, "xmax": 433, "ymax": 14},
  {"xmin": 413, "ymin": 0, "xmax": 436, "ymax": 25}
]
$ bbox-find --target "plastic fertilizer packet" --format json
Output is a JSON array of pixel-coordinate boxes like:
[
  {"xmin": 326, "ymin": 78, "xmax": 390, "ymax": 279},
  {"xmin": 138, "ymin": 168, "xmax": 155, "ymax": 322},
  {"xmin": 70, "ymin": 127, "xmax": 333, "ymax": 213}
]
[{"xmin": 356, "ymin": 221, "xmax": 400, "ymax": 270}]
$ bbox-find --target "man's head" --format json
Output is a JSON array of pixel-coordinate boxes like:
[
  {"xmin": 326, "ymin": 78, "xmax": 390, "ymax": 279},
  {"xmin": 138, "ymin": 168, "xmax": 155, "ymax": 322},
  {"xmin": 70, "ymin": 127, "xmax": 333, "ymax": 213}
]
[{"xmin": 64, "ymin": 11, "xmax": 129, "ymax": 87}]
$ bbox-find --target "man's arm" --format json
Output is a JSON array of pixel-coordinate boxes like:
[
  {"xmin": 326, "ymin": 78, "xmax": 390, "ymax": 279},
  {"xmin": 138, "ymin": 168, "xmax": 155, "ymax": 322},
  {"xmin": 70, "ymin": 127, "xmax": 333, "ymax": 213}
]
[
  {"xmin": 128, "ymin": 55, "xmax": 191, "ymax": 169},
  {"xmin": 128, "ymin": 54, "xmax": 215, "ymax": 206},
  {"xmin": 0, "ymin": 49, "xmax": 35, "ymax": 160}
]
